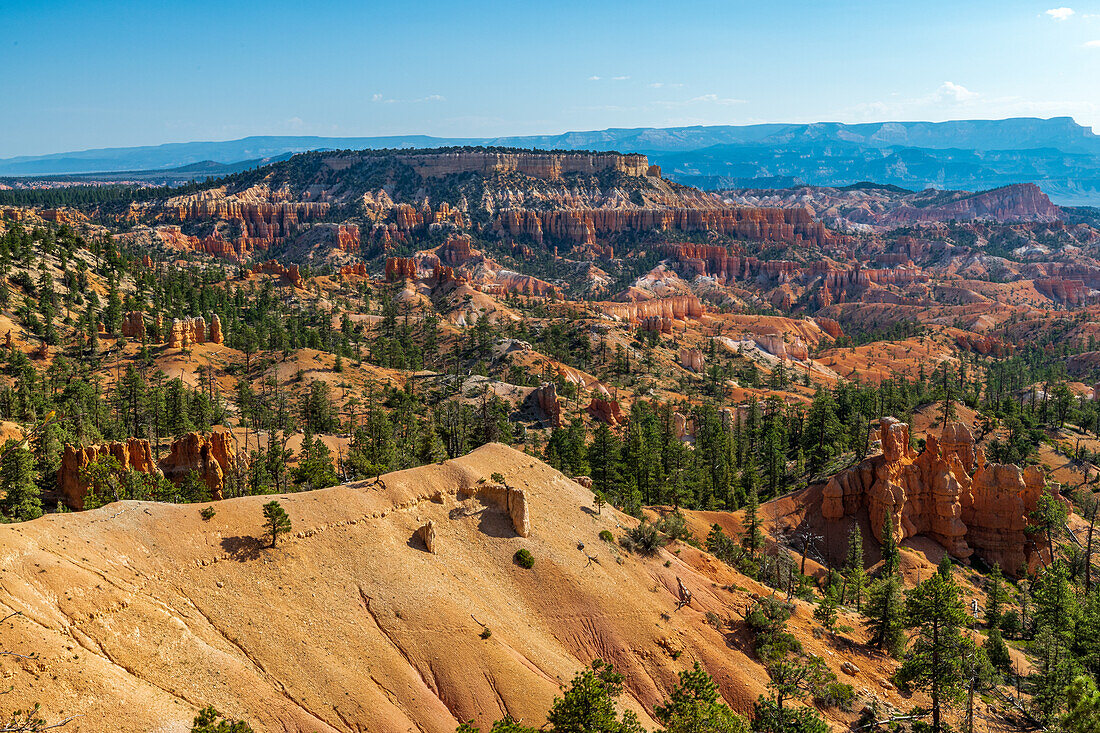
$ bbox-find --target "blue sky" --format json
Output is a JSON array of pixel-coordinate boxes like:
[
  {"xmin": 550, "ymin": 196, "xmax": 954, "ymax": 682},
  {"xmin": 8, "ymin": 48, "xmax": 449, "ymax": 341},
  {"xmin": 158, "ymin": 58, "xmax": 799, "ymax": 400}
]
[{"xmin": 1, "ymin": 0, "xmax": 1098, "ymax": 157}]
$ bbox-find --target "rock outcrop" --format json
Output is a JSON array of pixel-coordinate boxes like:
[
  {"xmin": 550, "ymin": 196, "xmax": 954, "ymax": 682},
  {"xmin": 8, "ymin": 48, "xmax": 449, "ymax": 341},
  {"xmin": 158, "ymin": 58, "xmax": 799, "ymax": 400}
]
[
  {"xmin": 208, "ymin": 314, "xmax": 224, "ymax": 344},
  {"xmin": 598, "ymin": 295, "xmax": 704, "ymax": 331},
  {"xmin": 249, "ymin": 260, "xmax": 304, "ymax": 288},
  {"xmin": 497, "ymin": 206, "xmax": 830, "ymax": 247},
  {"xmin": 168, "ymin": 316, "xmax": 207, "ymax": 348},
  {"xmin": 821, "ymin": 418, "xmax": 1056, "ymax": 575},
  {"xmin": 679, "ymin": 348, "xmax": 705, "ymax": 372},
  {"xmin": 460, "ymin": 482, "xmax": 530, "ymax": 537},
  {"xmin": 587, "ymin": 397, "xmax": 623, "ymax": 426},
  {"xmin": 58, "ymin": 439, "xmax": 160, "ymax": 510},
  {"xmin": 416, "ymin": 521, "xmax": 437, "ymax": 553},
  {"xmin": 533, "ymin": 383, "xmax": 561, "ymax": 427},
  {"xmin": 158, "ymin": 431, "xmax": 236, "ymax": 501},
  {"xmin": 121, "ymin": 311, "xmax": 145, "ymax": 340},
  {"xmin": 1035, "ymin": 278, "xmax": 1089, "ymax": 307}
]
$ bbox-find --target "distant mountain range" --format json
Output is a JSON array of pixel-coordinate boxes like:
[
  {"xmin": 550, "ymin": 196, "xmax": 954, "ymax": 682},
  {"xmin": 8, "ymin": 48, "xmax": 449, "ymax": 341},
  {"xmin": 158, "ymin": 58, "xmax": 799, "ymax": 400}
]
[{"xmin": 5, "ymin": 117, "xmax": 1100, "ymax": 205}]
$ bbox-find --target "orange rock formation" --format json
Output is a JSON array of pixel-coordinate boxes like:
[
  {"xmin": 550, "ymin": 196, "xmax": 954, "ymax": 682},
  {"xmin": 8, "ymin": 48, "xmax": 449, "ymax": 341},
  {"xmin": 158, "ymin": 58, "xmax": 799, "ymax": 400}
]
[
  {"xmin": 158, "ymin": 431, "xmax": 237, "ymax": 501},
  {"xmin": 822, "ymin": 418, "xmax": 1055, "ymax": 575},
  {"xmin": 58, "ymin": 439, "xmax": 160, "ymax": 510}
]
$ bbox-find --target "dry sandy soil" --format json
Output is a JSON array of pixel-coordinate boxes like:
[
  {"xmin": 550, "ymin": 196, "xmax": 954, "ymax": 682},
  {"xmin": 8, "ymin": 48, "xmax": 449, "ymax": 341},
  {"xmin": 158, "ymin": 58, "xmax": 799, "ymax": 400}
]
[{"xmin": 0, "ymin": 444, "xmax": 926, "ymax": 733}]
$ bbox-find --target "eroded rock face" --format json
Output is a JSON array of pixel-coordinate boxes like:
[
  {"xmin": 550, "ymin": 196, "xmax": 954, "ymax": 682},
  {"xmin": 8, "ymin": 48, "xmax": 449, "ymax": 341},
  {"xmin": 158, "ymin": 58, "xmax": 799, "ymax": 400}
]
[
  {"xmin": 121, "ymin": 312, "xmax": 145, "ymax": 340},
  {"xmin": 208, "ymin": 314, "xmax": 224, "ymax": 345},
  {"xmin": 58, "ymin": 439, "xmax": 160, "ymax": 510},
  {"xmin": 587, "ymin": 397, "xmax": 623, "ymax": 426},
  {"xmin": 533, "ymin": 383, "xmax": 561, "ymax": 427},
  {"xmin": 460, "ymin": 482, "xmax": 530, "ymax": 537},
  {"xmin": 250, "ymin": 260, "xmax": 304, "ymax": 288},
  {"xmin": 821, "ymin": 418, "xmax": 1055, "ymax": 575},
  {"xmin": 385, "ymin": 257, "xmax": 418, "ymax": 281},
  {"xmin": 167, "ymin": 317, "xmax": 206, "ymax": 347},
  {"xmin": 679, "ymin": 348, "xmax": 705, "ymax": 372},
  {"xmin": 158, "ymin": 431, "xmax": 236, "ymax": 501},
  {"xmin": 598, "ymin": 295, "xmax": 704, "ymax": 329},
  {"xmin": 417, "ymin": 521, "xmax": 437, "ymax": 553}
]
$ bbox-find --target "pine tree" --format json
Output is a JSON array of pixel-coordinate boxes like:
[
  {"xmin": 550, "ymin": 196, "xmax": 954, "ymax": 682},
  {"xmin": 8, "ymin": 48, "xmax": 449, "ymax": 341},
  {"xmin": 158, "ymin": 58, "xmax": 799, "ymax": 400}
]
[
  {"xmin": 864, "ymin": 574, "xmax": 905, "ymax": 656},
  {"xmin": 813, "ymin": 585, "xmax": 839, "ymax": 631},
  {"xmin": 653, "ymin": 661, "xmax": 749, "ymax": 733},
  {"xmin": 985, "ymin": 563, "xmax": 1008, "ymax": 628},
  {"xmin": 544, "ymin": 659, "xmax": 644, "ymax": 733},
  {"xmin": 898, "ymin": 568, "xmax": 973, "ymax": 733},
  {"xmin": 741, "ymin": 480, "xmax": 764, "ymax": 560},
  {"xmin": 0, "ymin": 439, "xmax": 41, "ymax": 521},
  {"xmin": 844, "ymin": 525, "xmax": 866, "ymax": 611},
  {"xmin": 985, "ymin": 626, "xmax": 1011, "ymax": 672},
  {"xmin": 262, "ymin": 500, "xmax": 291, "ymax": 548},
  {"xmin": 588, "ymin": 423, "xmax": 622, "ymax": 502},
  {"xmin": 880, "ymin": 514, "xmax": 900, "ymax": 576}
]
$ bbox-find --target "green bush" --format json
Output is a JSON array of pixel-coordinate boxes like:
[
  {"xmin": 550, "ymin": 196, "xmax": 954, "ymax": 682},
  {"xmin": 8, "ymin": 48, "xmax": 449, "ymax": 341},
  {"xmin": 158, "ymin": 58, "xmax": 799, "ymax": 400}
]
[
  {"xmin": 814, "ymin": 681, "xmax": 855, "ymax": 711},
  {"xmin": 599, "ymin": 529, "xmax": 615, "ymax": 543},
  {"xmin": 620, "ymin": 521, "xmax": 667, "ymax": 556},
  {"xmin": 514, "ymin": 548, "xmax": 535, "ymax": 569},
  {"xmin": 200, "ymin": 507, "xmax": 216, "ymax": 521},
  {"xmin": 752, "ymin": 697, "xmax": 828, "ymax": 733}
]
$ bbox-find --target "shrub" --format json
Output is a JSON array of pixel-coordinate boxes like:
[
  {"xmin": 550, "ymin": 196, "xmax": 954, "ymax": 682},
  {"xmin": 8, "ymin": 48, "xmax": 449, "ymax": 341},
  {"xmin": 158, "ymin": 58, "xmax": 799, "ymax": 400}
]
[
  {"xmin": 620, "ymin": 521, "xmax": 667, "ymax": 556},
  {"xmin": 814, "ymin": 681, "xmax": 855, "ymax": 711},
  {"xmin": 752, "ymin": 697, "xmax": 828, "ymax": 733},
  {"xmin": 599, "ymin": 529, "xmax": 615, "ymax": 543},
  {"xmin": 745, "ymin": 597, "xmax": 792, "ymax": 636},
  {"xmin": 655, "ymin": 508, "xmax": 694, "ymax": 543},
  {"xmin": 480, "ymin": 626, "xmax": 492, "ymax": 639},
  {"xmin": 200, "ymin": 507, "xmax": 216, "ymax": 521},
  {"xmin": 491, "ymin": 472, "xmax": 506, "ymax": 484},
  {"xmin": 514, "ymin": 548, "xmax": 535, "ymax": 569}
]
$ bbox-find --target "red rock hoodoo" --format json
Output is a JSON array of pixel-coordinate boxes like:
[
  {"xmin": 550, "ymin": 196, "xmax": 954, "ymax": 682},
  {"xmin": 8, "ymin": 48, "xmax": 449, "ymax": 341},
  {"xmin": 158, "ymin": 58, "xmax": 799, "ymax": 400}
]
[{"xmin": 821, "ymin": 418, "xmax": 1057, "ymax": 575}]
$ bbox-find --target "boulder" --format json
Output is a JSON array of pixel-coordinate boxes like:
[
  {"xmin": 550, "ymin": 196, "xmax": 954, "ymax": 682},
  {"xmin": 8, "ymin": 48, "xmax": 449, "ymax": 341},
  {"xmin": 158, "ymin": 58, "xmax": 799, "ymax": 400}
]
[{"xmin": 417, "ymin": 521, "xmax": 437, "ymax": 553}]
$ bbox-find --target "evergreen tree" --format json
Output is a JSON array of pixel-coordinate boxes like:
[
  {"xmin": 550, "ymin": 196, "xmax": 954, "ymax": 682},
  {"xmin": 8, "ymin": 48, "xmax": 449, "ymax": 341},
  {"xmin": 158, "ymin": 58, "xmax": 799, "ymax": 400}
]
[
  {"xmin": 741, "ymin": 481, "xmax": 764, "ymax": 560},
  {"xmin": 864, "ymin": 574, "xmax": 906, "ymax": 657},
  {"xmin": 880, "ymin": 515, "xmax": 900, "ymax": 576},
  {"xmin": 985, "ymin": 564, "xmax": 1008, "ymax": 628},
  {"xmin": 544, "ymin": 659, "xmax": 644, "ymax": 733},
  {"xmin": 587, "ymin": 423, "xmax": 622, "ymax": 502},
  {"xmin": 1065, "ymin": 675, "xmax": 1100, "ymax": 733},
  {"xmin": 653, "ymin": 661, "xmax": 749, "ymax": 733},
  {"xmin": 844, "ymin": 525, "xmax": 866, "ymax": 610},
  {"xmin": 898, "ymin": 568, "xmax": 973, "ymax": 733},
  {"xmin": 0, "ymin": 439, "xmax": 41, "ymax": 521},
  {"xmin": 262, "ymin": 500, "xmax": 291, "ymax": 548}
]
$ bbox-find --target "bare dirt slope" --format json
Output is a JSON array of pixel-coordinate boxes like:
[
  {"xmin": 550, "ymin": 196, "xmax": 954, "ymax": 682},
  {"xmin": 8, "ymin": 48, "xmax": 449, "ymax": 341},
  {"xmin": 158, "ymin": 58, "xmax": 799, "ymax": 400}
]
[{"xmin": 1, "ymin": 444, "xmax": 850, "ymax": 733}]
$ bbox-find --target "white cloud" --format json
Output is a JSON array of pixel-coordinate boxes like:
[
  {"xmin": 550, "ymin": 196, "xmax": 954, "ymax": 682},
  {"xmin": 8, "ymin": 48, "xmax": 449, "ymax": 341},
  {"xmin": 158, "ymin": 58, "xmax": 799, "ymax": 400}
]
[
  {"xmin": 648, "ymin": 82, "xmax": 684, "ymax": 89},
  {"xmin": 371, "ymin": 93, "xmax": 384, "ymax": 102},
  {"xmin": 1085, "ymin": 39, "xmax": 1100, "ymax": 46},
  {"xmin": 1046, "ymin": 7, "xmax": 1075, "ymax": 20},
  {"xmin": 588, "ymin": 75, "xmax": 601, "ymax": 81},
  {"xmin": 936, "ymin": 81, "xmax": 978, "ymax": 102},
  {"xmin": 612, "ymin": 75, "xmax": 630, "ymax": 81}
]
